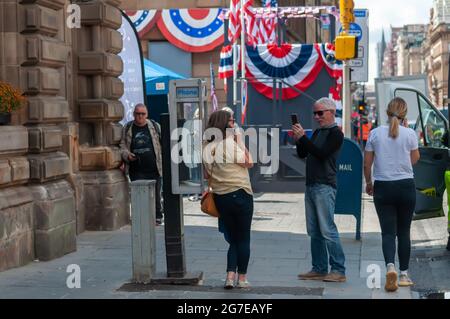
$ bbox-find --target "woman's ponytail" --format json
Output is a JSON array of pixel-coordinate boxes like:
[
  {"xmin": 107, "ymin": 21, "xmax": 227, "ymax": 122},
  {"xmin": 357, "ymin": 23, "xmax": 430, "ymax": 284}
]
[
  {"xmin": 386, "ymin": 98, "xmax": 407, "ymax": 139},
  {"xmin": 388, "ymin": 115, "xmax": 400, "ymax": 139}
]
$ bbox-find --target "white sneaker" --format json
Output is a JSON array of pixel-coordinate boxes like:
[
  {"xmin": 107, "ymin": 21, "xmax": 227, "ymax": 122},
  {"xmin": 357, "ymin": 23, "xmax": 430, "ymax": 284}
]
[
  {"xmin": 237, "ymin": 280, "xmax": 250, "ymax": 289},
  {"xmin": 224, "ymin": 278, "xmax": 234, "ymax": 289},
  {"xmin": 399, "ymin": 274, "xmax": 414, "ymax": 287}
]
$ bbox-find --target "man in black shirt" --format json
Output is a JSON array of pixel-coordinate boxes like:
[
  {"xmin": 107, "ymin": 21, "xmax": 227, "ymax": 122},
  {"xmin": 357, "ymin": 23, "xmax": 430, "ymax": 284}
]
[
  {"xmin": 293, "ymin": 97, "xmax": 346, "ymax": 283},
  {"xmin": 120, "ymin": 104, "xmax": 163, "ymax": 225}
]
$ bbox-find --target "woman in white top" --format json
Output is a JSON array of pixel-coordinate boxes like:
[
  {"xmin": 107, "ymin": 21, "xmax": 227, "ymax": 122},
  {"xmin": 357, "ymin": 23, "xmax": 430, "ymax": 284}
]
[{"xmin": 364, "ymin": 97, "xmax": 420, "ymax": 292}]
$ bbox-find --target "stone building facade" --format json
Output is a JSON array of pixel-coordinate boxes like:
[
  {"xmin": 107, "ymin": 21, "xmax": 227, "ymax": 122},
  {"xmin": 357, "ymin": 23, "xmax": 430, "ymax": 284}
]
[
  {"xmin": 423, "ymin": 1, "xmax": 450, "ymax": 108},
  {"xmin": 0, "ymin": 0, "xmax": 338, "ymax": 272},
  {"xmin": 380, "ymin": 25, "xmax": 427, "ymax": 79},
  {"xmin": 395, "ymin": 24, "xmax": 427, "ymax": 77},
  {"xmin": 381, "ymin": 27, "xmax": 401, "ymax": 78},
  {"xmin": 0, "ymin": 0, "xmax": 128, "ymax": 272}
]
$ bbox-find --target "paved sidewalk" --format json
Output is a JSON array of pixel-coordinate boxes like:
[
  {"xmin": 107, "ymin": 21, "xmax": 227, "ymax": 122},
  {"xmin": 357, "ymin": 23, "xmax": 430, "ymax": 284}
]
[{"xmin": 0, "ymin": 193, "xmax": 446, "ymax": 299}]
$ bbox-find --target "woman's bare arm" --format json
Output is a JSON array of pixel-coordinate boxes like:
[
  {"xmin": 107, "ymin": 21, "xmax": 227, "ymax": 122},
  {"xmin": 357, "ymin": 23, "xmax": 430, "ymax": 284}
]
[
  {"xmin": 364, "ymin": 151, "xmax": 375, "ymax": 195},
  {"xmin": 410, "ymin": 149, "xmax": 420, "ymax": 165}
]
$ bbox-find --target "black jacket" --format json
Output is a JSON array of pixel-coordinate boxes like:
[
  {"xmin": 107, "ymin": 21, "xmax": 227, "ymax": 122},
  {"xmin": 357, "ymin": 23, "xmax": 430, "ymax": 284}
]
[{"xmin": 296, "ymin": 125, "xmax": 344, "ymax": 189}]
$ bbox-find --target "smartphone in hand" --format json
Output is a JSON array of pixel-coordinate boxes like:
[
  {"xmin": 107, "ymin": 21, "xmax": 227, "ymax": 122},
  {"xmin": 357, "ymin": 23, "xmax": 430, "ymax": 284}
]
[{"xmin": 291, "ymin": 113, "xmax": 299, "ymax": 125}]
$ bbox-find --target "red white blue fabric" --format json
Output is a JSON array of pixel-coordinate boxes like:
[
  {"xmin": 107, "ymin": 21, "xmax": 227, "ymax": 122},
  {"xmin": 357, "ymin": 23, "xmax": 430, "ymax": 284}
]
[
  {"xmin": 257, "ymin": 0, "xmax": 278, "ymax": 45},
  {"xmin": 219, "ymin": 43, "xmax": 343, "ymax": 102},
  {"xmin": 317, "ymin": 43, "xmax": 343, "ymax": 117},
  {"xmin": 157, "ymin": 9, "xmax": 224, "ymax": 53},
  {"xmin": 241, "ymin": 80, "xmax": 248, "ymax": 123},
  {"xmin": 245, "ymin": 43, "xmax": 325, "ymax": 100},
  {"xmin": 318, "ymin": 43, "xmax": 343, "ymax": 78},
  {"xmin": 126, "ymin": 10, "xmax": 160, "ymax": 38},
  {"xmin": 210, "ymin": 62, "xmax": 219, "ymax": 111},
  {"xmin": 219, "ymin": 45, "xmax": 233, "ymax": 79},
  {"xmin": 228, "ymin": 0, "xmax": 242, "ymax": 44},
  {"xmin": 243, "ymin": 0, "xmax": 258, "ymax": 46},
  {"xmin": 219, "ymin": 45, "xmax": 240, "ymax": 79}
]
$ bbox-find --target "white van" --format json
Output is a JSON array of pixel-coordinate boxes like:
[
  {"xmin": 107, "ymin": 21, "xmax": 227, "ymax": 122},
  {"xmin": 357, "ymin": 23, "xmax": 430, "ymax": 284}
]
[{"xmin": 376, "ymin": 79, "xmax": 449, "ymax": 221}]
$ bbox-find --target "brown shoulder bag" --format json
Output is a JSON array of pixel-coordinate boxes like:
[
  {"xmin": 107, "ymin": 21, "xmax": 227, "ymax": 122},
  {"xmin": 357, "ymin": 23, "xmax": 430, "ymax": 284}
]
[{"xmin": 200, "ymin": 149, "xmax": 220, "ymax": 217}]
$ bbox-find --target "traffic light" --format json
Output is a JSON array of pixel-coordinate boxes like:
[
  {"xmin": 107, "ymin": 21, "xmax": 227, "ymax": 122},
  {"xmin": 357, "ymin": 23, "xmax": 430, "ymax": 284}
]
[
  {"xmin": 358, "ymin": 102, "xmax": 367, "ymax": 115},
  {"xmin": 339, "ymin": 0, "xmax": 355, "ymax": 33},
  {"xmin": 335, "ymin": 0, "xmax": 356, "ymax": 60},
  {"xmin": 358, "ymin": 105, "xmax": 364, "ymax": 114}
]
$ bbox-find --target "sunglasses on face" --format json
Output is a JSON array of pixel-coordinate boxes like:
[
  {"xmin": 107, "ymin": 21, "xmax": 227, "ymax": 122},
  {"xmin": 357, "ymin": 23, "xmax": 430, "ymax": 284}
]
[
  {"xmin": 313, "ymin": 110, "xmax": 332, "ymax": 117},
  {"xmin": 229, "ymin": 118, "xmax": 235, "ymax": 123},
  {"xmin": 134, "ymin": 112, "xmax": 147, "ymax": 116}
]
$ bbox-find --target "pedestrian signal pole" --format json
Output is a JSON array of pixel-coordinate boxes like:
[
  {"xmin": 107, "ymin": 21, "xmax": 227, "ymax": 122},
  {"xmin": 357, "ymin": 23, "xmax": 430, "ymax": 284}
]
[{"xmin": 336, "ymin": 0, "xmax": 356, "ymax": 138}]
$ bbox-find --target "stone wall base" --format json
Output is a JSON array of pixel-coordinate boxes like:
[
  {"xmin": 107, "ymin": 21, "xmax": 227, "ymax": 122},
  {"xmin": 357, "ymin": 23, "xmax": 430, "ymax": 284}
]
[
  {"xmin": 82, "ymin": 170, "xmax": 130, "ymax": 231},
  {"xmin": 30, "ymin": 180, "xmax": 77, "ymax": 261},
  {"xmin": 0, "ymin": 187, "xmax": 35, "ymax": 272}
]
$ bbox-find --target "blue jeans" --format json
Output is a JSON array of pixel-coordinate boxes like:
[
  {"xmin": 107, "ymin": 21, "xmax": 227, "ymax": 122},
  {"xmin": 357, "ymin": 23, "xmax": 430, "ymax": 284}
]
[
  {"xmin": 305, "ymin": 184, "xmax": 346, "ymax": 275},
  {"xmin": 214, "ymin": 189, "xmax": 253, "ymax": 274}
]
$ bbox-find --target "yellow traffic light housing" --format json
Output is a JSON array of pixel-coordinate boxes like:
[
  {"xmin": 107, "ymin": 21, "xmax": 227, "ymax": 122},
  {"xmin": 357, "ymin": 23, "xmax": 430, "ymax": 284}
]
[
  {"xmin": 339, "ymin": 0, "xmax": 355, "ymax": 33},
  {"xmin": 335, "ymin": 35, "xmax": 357, "ymax": 60},
  {"xmin": 335, "ymin": 0, "xmax": 357, "ymax": 60}
]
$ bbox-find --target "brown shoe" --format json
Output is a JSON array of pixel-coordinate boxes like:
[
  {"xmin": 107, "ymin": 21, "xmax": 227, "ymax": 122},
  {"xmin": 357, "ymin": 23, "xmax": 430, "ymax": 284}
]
[
  {"xmin": 385, "ymin": 270, "xmax": 398, "ymax": 292},
  {"xmin": 298, "ymin": 271, "xmax": 328, "ymax": 281},
  {"xmin": 323, "ymin": 272, "xmax": 346, "ymax": 282}
]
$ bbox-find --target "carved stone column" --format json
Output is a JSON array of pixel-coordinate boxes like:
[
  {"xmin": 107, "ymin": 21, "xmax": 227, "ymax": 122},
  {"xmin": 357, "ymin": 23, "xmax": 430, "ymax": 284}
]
[
  {"xmin": 19, "ymin": 0, "xmax": 76, "ymax": 261},
  {"xmin": 74, "ymin": 0, "xmax": 129, "ymax": 231}
]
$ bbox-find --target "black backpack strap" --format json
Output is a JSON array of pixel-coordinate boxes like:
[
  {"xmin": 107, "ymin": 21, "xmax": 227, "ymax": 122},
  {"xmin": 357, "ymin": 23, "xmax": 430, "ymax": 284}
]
[
  {"xmin": 125, "ymin": 120, "xmax": 133, "ymax": 135},
  {"xmin": 150, "ymin": 119, "xmax": 161, "ymax": 140}
]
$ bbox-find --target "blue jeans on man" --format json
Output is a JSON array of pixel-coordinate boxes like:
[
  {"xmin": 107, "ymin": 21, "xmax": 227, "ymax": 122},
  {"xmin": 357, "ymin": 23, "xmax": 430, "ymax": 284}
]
[{"xmin": 305, "ymin": 184, "xmax": 346, "ymax": 275}]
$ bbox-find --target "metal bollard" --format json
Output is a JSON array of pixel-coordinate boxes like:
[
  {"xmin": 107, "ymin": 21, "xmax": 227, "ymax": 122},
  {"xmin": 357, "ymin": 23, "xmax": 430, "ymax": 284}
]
[{"xmin": 130, "ymin": 180, "xmax": 156, "ymax": 283}]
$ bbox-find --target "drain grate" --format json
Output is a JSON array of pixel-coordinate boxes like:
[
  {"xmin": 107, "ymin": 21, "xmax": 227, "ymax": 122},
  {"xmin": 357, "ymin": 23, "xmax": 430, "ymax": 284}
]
[
  {"xmin": 414, "ymin": 254, "xmax": 450, "ymax": 263},
  {"xmin": 118, "ymin": 283, "xmax": 323, "ymax": 296},
  {"xmin": 423, "ymin": 291, "xmax": 450, "ymax": 299}
]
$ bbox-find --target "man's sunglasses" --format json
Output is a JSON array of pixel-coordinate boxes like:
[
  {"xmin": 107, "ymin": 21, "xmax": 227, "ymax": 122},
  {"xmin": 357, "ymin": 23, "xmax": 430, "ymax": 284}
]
[
  {"xmin": 313, "ymin": 110, "xmax": 332, "ymax": 117},
  {"xmin": 134, "ymin": 112, "xmax": 147, "ymax": 116}
]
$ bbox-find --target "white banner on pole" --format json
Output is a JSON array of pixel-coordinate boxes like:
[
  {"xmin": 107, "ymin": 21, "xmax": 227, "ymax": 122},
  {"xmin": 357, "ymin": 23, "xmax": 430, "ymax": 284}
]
[{"xmin": 118, "ymin": 15, "xmax": 146, "ymax": 125}]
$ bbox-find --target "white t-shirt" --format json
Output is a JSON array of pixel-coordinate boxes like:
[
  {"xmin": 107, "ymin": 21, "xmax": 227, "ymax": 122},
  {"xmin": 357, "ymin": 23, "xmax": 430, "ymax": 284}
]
[{"xmin": 365, "ymin": 125, "xmax": 419, "ymax": 181}]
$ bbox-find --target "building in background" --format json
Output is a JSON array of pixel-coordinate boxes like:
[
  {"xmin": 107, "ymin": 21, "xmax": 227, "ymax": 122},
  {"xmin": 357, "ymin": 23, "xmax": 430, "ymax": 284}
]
[
  {"xmin": 379, "ymin": 1, "xmax": 450, "ymax": 108},
  {"xmin": 380, "ymin": 25, "xmax": 427, "ymax": 79},
  {"xmin": 376, "ymin": 30, "xmax": 386, "ymax": 78},
  {"xmin": 423, "ymin": 0, "xmax": 450, "ymax": 108},
  {"xmin": 381, "ymin": 26, "xmax": 402, "ymax": 78},
  {"xmin": 120, "ymin": 0, "xmax": 339, "ymax": 109},
  {"xmin": 395, "ymin": 24, "xmax": 428, "ymax": 77}
]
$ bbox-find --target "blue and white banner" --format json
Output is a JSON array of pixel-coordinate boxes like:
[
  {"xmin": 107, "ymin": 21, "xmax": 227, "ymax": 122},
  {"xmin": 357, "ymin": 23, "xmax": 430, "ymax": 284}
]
[{"xmin": 118, "ymin": 14, "xmax": 146, "ymax": 125}]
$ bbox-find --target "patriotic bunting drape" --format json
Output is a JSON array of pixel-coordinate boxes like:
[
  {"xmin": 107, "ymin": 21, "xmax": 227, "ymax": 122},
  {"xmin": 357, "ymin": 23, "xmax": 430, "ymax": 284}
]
[
  {"xmin": 126, "ymin": 10, "xmax": 160, "ymax": 38},
  {"xmin": 317, "ymin": 43, "xmax": 343, "ymax": 112},
  {"xmin": 219, "ymin": 43, "xmax": 343, "ymax": 103},
  {"xmin": 125, "ymin": 9, "xmax": 225, "ymax": 53},
  {"xmin": 228, "ymin": 0, "xmax": 242, "ymax": 43},
  {"xmin": 245, "ymin": 43, "xmax": 324, "ymax": 100},
  {"xmin": 219, "ymin": 45, "xmax": 240, "ymax": 79},
  {"xmin": 157, "ymin": 9, "xmax": 225, "ymax": 52}
]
